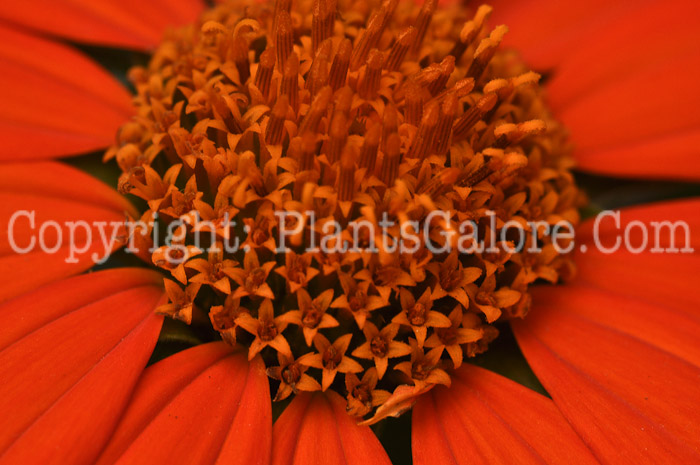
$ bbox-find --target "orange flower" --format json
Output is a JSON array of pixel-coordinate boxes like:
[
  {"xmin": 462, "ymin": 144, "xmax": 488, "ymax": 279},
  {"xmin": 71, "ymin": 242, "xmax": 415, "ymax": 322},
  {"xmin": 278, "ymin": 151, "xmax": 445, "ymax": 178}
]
[
  {"xmin": 298, "ymin": 334, "xmax": 364, "ymax": 391},
  {"xmin": 266, "ymin": 352, "xmax": 322, "ymax": 401},
  {"xmin": 235, "ymin": 299, "xmax": 292, "ymax": 361},
  {"xmin": 227, "ymin": 250, "xmax": 276, "ymax": 299},
  {"xmin": 395, "ymin": 338, "xmax": 453, "ymax": 389},
  {"xmin": 0, "ymin": 0, "xmax": 699, "ymax": 464},
  {"xmin": 424, "ymin": 305, "xmax": 483, "ymax": 368},
  {"xmin": 209, "ymin": 294, "xmax": 249, "ymax": 345},
  {"xmin": 427, "ymin": 252, "xmax": 482, "ymax": 311},
  {"xmin": 331, "ymin": 273, "xmax": 388, "ymax": 329},
  {"xmin": 466, "ymin": 273, "xmax": 521, "ymax": 322},
  {"xmin": 345, "ymin": 368, "xmax": 392, "ymax": 417},
  {"xmin": 352, "ymin": 322, "xmax": 412, "ymax": 379},
  {"xmin": 185, "ymin": 247, "xmax": 238, "ymax": 294},
  {"xmin": 274, "ymin": 251, "xmax": 319, "ymax": 294},
  {"xmin": 241, "ymin": 206, "xmax": 278, "ymax": 252},
  {"xmin": 393, "ymin": 287, "xmax": 452, "ymax": 346},
  {"xmin": 150, "ymin": 224, "xmax": 203, "ymax": 284},
  {"xmin": 278, "ymin": 288, "xmax": 339, "ymax": 346},
  {"xmin": 156, "ymin": 280, "xmax": 201, "ymax": 325}
]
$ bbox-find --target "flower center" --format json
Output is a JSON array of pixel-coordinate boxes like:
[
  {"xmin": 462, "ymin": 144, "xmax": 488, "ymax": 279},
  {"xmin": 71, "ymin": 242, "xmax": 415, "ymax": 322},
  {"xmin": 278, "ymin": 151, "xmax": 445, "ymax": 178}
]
[
  {"xmin": 282, "ymin": 364, "xmax": 302, "ymax": 385},
  {"xmin": 408, "ymin": 303, "xmax": 427, "ymax": 326},
  {"xmin": 323, "ymin": 346, "xmax": 342, "ymax": 370},
  {"xmin": 441, "ymin": 270, "xmax": 461, "ymax": 292},
  {"xmin": 302, "ymin": 305, "xmax": 322, "ymax": 328},
  {"xmin": 246, "ymin": 268, "xmax": 267, "ymax": 290},
  {"xmin": 109, "ymin": 0, "xmax": 581, "ymax": 422},
  {"xmin": 370, "ymin": 336, "xmax": 388, "ymax": 358},
  {"xmin": 167, "ymin": 248, "xmax": 184, "ymax": 262},
  {"xmin": 352, "ymin": 384, "xmax": 373, "ymax": 405},
  {"xmin": 475, "ymin": 290, "xmax": 496, "ymax": 307},
  {"xmin": 258, "ymin": 320, "xmax": 279, "ymax": 342},
  {"xmin": 412, "ymin": 359, "xmax": 433, "ymax": 381},
  {"xmin": 252, "ymin": 228, "xmax": 269, "ymax": 246},
  {"xmin": 349, "ymin": 292, "xmax": 365, "ymax": 312},
  {"xmin": 436, "ymin": 326, "xmax": 458, "ymax": 345}
]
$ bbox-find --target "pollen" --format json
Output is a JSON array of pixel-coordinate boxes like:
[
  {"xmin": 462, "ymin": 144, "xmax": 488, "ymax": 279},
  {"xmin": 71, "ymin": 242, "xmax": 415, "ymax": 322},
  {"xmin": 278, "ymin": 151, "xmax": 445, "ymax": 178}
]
[{"xmin": 108, "ymin": 0, "xmax": 582, "ymax": 422}]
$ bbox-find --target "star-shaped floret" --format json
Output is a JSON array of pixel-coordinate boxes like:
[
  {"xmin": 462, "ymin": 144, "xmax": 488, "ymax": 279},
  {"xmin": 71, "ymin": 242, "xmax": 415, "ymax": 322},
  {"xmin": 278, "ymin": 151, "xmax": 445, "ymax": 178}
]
[
  {"xmin": 266, "ymin": 352, "xmax": 321, "ymax": 401},
  {"xmin": 424, "ymin": 305, "xmax": 483, "ymax": 368},
  {"xmin": 228, "ymin": 250, "xmax": 276, "ymax": 299},
  {"xmin": 156, "ymin": 280, "xmax": 201, "ymax": 325},
  {"xmin": 278, "ymin": 289, "xmax": 339, "ymax": 346},
  {"xmin": 298, "ymin": 334, "xmax": 363, "ymax": 391},
  {"xmin": 427, "ymin": 252, "xmax": 482, "ymax": 308},
  {"xmin": 467, "ymin": 274, "xmax": 520, "ymax": 322},
  {"xmin": 394, "ymin": 338, "xmax": 451, "ymax": 390},
  {"xmin": 345, "ymin": 368, "xmax": 391, "ymax": 417},
  {"xmin": 209, "ymin": 294, "xmax": 249, "ymax": 345},
  {"xmin": 331, "ymin": 273, "xmax": 387, "ymax": 329},
  {"xmin": 392, "ymin": 288, "xmax": 451, "ymax": 346},
  {"xmin": 235, "ymin": 299, "xmax": 291, "ymax": 360},
  {"xmin": 352, "ymin": 322, "xmax": 411, "ymax": 379}
]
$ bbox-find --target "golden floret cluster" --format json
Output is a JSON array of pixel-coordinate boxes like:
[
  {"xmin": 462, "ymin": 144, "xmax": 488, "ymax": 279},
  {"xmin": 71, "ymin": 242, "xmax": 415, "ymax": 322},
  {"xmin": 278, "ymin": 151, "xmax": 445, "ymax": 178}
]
[{"xmin": 107, "ymin": 0, "xmax": 581, "ymax": 421}]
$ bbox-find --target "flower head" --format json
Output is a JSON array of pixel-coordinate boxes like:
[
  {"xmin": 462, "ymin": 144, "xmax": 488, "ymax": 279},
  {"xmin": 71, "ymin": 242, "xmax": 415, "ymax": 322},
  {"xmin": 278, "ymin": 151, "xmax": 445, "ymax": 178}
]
[
  {"xmin": 2, "ymin": 0, "xmax": 699, "ymax": 463},
  {"xmin": 108, "ymin": 0, "xmax": 582, "ymax": 419}
]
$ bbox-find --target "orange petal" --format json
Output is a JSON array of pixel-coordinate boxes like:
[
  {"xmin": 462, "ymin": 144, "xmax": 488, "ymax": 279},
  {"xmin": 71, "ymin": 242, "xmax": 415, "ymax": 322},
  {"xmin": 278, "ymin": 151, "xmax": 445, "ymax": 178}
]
[
  {"xmin": 491, "ymin": 0, "xmax": 700, "ymax": 79},
  {"xmin": 487, "ymin": 0, "xmax": 625, "ymax": 69},
  {"xmin": 412, "ymin": 364, "xmax": 598, "ymax": 465},
  {"xmin": 0, "ymin": 269, "xmax": 163, "ymax": 464},
  {"xmin": 95, "ymin": 344, "xmax": 272, "ymax": 465},
  {"xmin": 95, "ymin": 342, "xmax": 232, "ymax": 465},
  {"xmin": 0, "ymin": 162, "xmax": 134, "ymax": 302},
  {"xmin": 0, "ymin": 0, "xmax": 204, "ymax": 50},
  {"xmin": 272, "ymin": 391, "xmax": 392, "ymax": 465},
  {"xmin": 546, "ymin": 2, "xmax": 700, "ymax": 111},
  {"xmin": 513, "ymin": 309, "xmax": 700, "ymax": 464},
  {"xmin": 514, "ymin": 199, "xmax": 700, "ymax": 464},
  {"xmin": 547, "ymin": 194, "xmax": 700, "ymax": 357},
  {"xmin": 559, "ymin": 51, "xmax": 700, "ymax": 180},
  {"xmin": 0, "ymin": 267, "xmax": 160, "ymax": 352},
  {"xmin": 488, "ymin": 0, "xmax": 700, "ymax": 180},
  {"xmin": 578, "ymin": 251, "xmax": 700, "ymax": 317},
  {"xmin": 568, "ymin": 129, "xmax": 700, "ymax": 181},
  {"xmin": 0, "ymin": 25, "xmax": 134, "ymax": 160},
  {"xmin": 575, "ymin": 198, "xmax": 700, "ymax": 312},
  {"xmin": 577, "ymin": 198, "xmax": 700, "ymax": 247}
]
